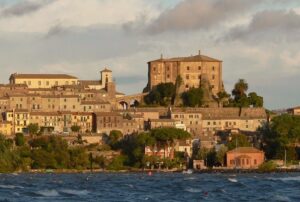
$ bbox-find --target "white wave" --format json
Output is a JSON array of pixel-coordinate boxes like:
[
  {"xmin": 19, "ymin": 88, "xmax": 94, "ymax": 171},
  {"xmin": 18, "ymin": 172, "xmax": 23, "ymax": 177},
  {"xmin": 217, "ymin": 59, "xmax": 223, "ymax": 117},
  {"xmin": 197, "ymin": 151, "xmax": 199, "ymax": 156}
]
[
  {"xmin": 0, "ymin": 184, "xmax": 24, "ymax": 189},
  {"xmin": 185, "ymin": 188, "xmax": 202, "ymax": 193},
  {"xmin": 35, "ymin": 189, "xmax": 60, "ymax": 197},
  {"xmin": 270, "ymin": 176, "xmax": 300, "ymax": 182},
  {"xmin": 60, "ymin": 189, "xmax": 89, "ymax": 196},
  {"xmin": 273, "ymin": 195, "xmax": 291, "ymax": 202},
  {"xmin": 228, "ymin": 178, "xmax": 238, "ymax": 183}
]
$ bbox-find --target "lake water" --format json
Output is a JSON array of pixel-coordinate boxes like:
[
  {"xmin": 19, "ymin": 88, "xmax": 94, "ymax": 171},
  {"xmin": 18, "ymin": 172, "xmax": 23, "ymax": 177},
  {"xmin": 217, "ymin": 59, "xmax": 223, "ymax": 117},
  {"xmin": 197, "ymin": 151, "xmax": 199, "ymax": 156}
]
[{"xmin": 0, "ymin": 172, "xmax": 299, "ymax": 202}]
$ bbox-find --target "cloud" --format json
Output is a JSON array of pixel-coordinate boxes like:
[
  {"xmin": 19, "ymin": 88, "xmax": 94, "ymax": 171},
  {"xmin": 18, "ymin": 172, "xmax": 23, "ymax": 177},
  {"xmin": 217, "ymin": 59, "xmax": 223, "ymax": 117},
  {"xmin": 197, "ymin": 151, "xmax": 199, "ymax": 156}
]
[
  {"xmin": 0, "ymin": 0, "xmax": 55, "ymax": 17},
  {"xmin": 224, "ymin": 9, "xmax": 300, "ymax": 42},
  {"xmin": 146, "ymin": 0, "xmax": 260, "ymax": 34}
]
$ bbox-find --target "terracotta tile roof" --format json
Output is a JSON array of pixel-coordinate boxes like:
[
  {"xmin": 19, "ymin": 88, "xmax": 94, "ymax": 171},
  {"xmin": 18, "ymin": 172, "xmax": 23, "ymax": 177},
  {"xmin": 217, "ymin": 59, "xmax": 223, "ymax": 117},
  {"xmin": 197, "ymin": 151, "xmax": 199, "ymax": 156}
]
[
  {"xmin": 149, "ymin": 54, "xmax": 222, "ymax": 63},
  {"xmin": 227, "ymin": 147, "xmax": 264, "ymax": 154},
  {"xmin": 10, "ymin": 73, "xmax": 78, "ymax": 79}
]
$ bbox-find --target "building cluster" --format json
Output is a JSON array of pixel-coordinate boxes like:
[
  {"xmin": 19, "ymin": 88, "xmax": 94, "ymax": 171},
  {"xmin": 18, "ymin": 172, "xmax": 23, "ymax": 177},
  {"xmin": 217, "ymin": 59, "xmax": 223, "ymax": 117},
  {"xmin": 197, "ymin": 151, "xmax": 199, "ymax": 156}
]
[{"xmin": 0, "ymin": 52, "xmax": 269, "ymax": 169}]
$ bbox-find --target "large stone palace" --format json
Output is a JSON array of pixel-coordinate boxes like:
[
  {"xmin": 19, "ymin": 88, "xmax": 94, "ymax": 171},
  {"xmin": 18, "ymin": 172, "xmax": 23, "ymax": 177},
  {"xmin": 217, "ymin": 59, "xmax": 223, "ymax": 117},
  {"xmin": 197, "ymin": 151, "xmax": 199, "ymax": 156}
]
[
  {"xmin": 145, "ymin": 51, "xmax": 223, "ymax": 95},
  {"xmin": 0, "ymin": 55, "xmax": 268, "ymax": 152}
]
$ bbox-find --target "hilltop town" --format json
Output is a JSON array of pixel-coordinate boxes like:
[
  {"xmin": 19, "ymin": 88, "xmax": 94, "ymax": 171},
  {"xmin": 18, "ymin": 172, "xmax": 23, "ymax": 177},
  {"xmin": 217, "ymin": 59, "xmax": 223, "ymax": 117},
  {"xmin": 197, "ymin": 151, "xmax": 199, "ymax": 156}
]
[{"xmin": 0, "ymin": 52, "xmax": 299, "ymax": 172}]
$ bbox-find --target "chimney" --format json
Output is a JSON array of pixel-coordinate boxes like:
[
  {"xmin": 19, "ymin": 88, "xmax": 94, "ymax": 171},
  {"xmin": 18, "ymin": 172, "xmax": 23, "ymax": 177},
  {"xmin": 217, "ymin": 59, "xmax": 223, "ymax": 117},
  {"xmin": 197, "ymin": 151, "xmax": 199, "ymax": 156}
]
[
  {"xmin": 161, "ymin": 54, "xmax": 163, "ymax": 59},
  {"xmin": 198, "ymin": 50, "xmax": 201, "ymax": 55}
]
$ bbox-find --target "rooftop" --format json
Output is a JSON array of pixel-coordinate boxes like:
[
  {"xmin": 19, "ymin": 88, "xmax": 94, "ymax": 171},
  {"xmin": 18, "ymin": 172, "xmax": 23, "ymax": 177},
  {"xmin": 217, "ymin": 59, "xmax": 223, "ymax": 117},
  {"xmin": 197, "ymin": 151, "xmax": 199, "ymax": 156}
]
[
  {"xmin": 149, "ymin": 53, "xmax": 222, "ymax": 63},
  {"xmin": 10, "ymin": 73, "xmax": 78, "ymax": 80},
  {"xmin": 227, "ymin": 147, "xmax": 264, "ymax": 154}
]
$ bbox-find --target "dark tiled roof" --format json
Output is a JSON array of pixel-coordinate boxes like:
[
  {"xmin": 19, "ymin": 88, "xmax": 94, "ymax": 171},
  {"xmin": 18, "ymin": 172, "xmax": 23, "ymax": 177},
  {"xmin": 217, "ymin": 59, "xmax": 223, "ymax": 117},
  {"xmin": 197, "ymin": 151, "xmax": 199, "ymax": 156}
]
[
  {"xmin": 10, "ymin": 73, "xmax": 78, "ymax": 79},
  {"xmin": 149, "ymin": 54, "xmax": 222, "ymax": 63}
]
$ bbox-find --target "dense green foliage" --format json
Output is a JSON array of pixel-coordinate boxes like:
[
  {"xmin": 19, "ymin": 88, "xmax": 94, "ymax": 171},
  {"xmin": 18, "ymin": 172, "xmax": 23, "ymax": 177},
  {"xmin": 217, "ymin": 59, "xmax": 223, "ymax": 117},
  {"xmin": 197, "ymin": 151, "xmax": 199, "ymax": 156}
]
[
  {"xmin": 28, "ymin": 123, "xmax": 39, "ymax": 135},
  {"xmin": 258, "ymin": 161, "xmax": 277, "ymax": 172},
  {"xmin": 226, "ymin": 79, "xmax": 264, "ymax": 107},
  {"xmin": 227, "ymin": 134, "xmax": 251, "ymax": 150},
  {"xmin": 261, "ymin": 114, "xmax": 300, "ymax": 161},
  {"xmin": 144, "ymin": 83, "xmax": 176, "ymax": 106},
  {"xmin": 0, "ymin": 134, "xmax": 91, "ymax": 173},
  {"xmin": 181, "ymin": 87, "xmax": 204, "ymax": 107},
  {"xmin": 114, "ymin": 128, "xmax": 191, "ymax": 169},
  {"xmin": 194, "ymin": 145, "xmax": 228, "ymax": 168}
]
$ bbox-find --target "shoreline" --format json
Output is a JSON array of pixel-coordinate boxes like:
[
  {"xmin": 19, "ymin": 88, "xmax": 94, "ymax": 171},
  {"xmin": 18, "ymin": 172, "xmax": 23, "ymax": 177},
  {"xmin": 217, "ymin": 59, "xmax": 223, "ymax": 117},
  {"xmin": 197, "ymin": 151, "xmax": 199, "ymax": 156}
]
[{"xmin": 4, "ymin": 168, "xmax": 300, "ymax": 175}]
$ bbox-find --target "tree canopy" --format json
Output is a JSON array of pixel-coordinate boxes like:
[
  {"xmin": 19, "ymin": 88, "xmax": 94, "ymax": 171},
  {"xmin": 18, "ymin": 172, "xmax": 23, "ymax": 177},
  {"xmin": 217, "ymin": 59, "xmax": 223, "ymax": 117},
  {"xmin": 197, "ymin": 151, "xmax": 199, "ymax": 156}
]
[{"xmin": 181, "ymin": 87, "xmax": 204, "ymax": 107}]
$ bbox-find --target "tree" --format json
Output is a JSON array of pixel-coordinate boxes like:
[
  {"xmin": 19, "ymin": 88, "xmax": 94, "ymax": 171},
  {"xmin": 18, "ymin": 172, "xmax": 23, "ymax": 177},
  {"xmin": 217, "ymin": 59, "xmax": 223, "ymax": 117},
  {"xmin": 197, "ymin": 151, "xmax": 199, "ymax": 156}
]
[
  {"xmin": 248, "ymin": 92, "xmax": 263, "ymax": 107},
  {"xmin": 71, "ymin": 125, "xmax": 81, "ymax": 133},
  {"xmin": 216, "ymin": 91, "xmax": 230, "ymax": 107},
  {"xmin": 216, "ymin": 145, "xmax": 228, "ymax": 166},
  {"xmin": 260, "ymin": 114, "xmax": 300, "ymax": 160},
  {"xmin": 28, "ymin": 123, "xmax": 39, "ymax": 136},
  {"xmin": 181, "ymin": 87, "xmax": 204, "ymax": 107},
  {"xmin": 108, "ymin": 130, "xmax": 123, "ymax": 149},
  {"xmin": 15, "ymin": 133, "xmax": 25, "ymax": 146},
  {"xmin": 144, "ymin": 83, "xmax": 176, "ymax": 106},
  {"xmin": 150, "ymin": 128, "xmax": 191, "ymax": 159},
  {"xmin": 227, "ymin": 134, "xmax": 251, "ymax": 150},
  {"xmin": 232, "ymin": 79, "xmax": 248, "ymax": 99}
]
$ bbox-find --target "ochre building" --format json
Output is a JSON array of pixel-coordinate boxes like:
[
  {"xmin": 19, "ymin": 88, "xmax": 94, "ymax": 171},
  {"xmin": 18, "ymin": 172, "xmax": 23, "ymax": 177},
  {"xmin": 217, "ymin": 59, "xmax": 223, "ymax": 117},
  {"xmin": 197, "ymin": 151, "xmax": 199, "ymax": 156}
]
[{"xmin": 146, "ymin": 51, "xmax": 223, "ymax": 95}]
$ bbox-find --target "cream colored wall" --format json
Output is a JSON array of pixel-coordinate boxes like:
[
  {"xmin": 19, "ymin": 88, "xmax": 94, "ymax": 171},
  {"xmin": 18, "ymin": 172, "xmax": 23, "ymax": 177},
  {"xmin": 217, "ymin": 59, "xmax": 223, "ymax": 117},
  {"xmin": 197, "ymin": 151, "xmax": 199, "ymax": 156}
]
[
  {"xmin": 14, "ymin": 78, "xmax": 78, "ymax": 88},
  {"xmin": 202, "ymin": 118, "xmax": 266, "ymax": 132},
  {"xmin": 71, "ymin": 114, "xmax": 93, "ymax": 132},
  {"xmin": 5, "ymin": 111, "xmax": 30, "ymax": 133}
]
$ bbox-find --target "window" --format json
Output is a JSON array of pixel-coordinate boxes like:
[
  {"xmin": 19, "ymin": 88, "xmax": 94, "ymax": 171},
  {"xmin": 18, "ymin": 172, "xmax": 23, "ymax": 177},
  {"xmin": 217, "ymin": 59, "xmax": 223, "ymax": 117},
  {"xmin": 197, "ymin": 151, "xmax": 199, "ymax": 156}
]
[
  {"xmin": 207, "ymin": 122, "xmax": 210, "ymax": 125},
  {"xmin": 28, "ymin": 81, "xmax": 31, "ymax": 85},
  {"xmin": 198, "ymin": 66, "xmax": 201, "ymax": 70},
  {"xmin": 167, "ymin": 74, "xmax": 170, "ymax": 78},
  {"xmin": 55, "ymin": 81, "xmax": 58, "ymax": 85},
  {"xmin": 186, "ymin": 75, "xmax": 189, "ymax": 79},
  {"xmin": 153, "ymin": 67, "xmax": 156, "ymax": 71},
  {"xmin": 212, "ymin": 66, "xmax": 215, "ymax": 71},
  {"xmin": 38, "ymin": 81, "xmax": 41, "ymax": 86},
  {"xmin": 46, "ymin": 81, "xmax": 50, "ymax": 86},
  {"xmin": 212, "ymin": 75, "xmax": 215, "ymax": 80},
  {"xmin": 185, "ymin": 84, "xmax": 189, "ymax": 88},
  {"xmin": 166, "ymin": 66, "xmax": 169, "ymax": 71},
  {"xmin": 187, "ymin": 66, "xmax": 190, "ymax": 70},
  {"xmin": 254, "ymin": 159, "xmax": 257, "ymax": 165},
  {"xmin": 198, "ymin": 75, "xmax": 201, "ymax": 79}
]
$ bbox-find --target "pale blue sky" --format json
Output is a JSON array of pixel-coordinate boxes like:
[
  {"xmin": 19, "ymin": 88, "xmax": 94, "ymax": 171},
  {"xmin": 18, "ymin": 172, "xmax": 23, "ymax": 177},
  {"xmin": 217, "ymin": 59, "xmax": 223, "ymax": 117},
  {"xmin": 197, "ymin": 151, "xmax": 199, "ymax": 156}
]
[{"xmin": 0, "ymin": 0, "xmax": 300, "ymax": 109}]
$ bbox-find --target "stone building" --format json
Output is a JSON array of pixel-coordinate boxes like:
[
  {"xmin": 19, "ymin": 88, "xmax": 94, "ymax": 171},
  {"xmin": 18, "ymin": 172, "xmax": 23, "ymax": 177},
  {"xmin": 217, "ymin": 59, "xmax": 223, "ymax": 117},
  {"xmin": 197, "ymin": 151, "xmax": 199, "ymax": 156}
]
[
  {"xmin": 9, "ymin": 73, "xmax": 78, "ymax": 88},
  {"xmin": 145, "ymin": 51, "xmax": 223, "ymax": 95},
  {"xmin": 226, "ymin": 147, "xmax": 265, "ymax": 169}
]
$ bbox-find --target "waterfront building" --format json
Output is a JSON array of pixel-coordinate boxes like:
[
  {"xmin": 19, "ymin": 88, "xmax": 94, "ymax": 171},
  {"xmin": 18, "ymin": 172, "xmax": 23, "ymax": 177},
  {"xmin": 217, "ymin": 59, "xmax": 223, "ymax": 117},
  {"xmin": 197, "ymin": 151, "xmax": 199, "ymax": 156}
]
[{"xmin": 226, "ymin": 147, "xmax": 265, "ymax": 169}]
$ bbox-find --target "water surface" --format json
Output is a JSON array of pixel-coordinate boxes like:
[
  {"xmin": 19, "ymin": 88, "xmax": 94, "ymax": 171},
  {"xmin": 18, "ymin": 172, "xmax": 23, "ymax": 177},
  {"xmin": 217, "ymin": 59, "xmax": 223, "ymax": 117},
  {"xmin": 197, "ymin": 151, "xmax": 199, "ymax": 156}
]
[{"xmin": 0, "ymin": 172, "xmax": 299, "ymax": 201}]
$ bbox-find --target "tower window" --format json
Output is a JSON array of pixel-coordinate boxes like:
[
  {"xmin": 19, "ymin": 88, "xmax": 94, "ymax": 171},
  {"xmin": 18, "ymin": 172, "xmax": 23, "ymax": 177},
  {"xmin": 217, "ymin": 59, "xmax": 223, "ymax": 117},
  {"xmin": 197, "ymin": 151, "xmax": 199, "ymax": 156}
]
[
  {"xmin": 187, "ymin": 66, "xmax": 190, "ymax": 70},
  {"xmin": 198, "ymin": 66, "xmax": 201, "ymax": 70},
  {"xmin": 212, "ymin": 66, "xmax": 215, "ymax": 71}
]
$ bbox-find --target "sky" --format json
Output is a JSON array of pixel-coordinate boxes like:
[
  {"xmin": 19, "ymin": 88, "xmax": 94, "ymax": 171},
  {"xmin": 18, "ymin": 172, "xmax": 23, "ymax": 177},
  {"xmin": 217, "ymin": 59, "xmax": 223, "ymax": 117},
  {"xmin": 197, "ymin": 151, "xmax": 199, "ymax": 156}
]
[{"xmin": 0, "ymin": 0, "xmax": 299, "ymax": 109}]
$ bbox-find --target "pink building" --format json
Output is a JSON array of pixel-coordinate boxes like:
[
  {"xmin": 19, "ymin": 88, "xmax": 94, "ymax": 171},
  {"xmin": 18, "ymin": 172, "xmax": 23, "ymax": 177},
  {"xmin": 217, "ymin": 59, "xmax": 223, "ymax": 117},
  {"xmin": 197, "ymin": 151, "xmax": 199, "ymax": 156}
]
[{"xmin": 227, "ymin": 147, "xmax": 265, "ymax": 169}]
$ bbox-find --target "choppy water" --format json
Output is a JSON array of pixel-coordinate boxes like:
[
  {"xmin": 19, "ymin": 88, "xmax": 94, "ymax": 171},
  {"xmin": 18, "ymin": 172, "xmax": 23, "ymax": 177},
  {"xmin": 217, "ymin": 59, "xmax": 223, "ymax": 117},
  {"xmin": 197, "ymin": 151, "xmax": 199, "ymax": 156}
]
[{"xmin": 0, "ymin": 172, "xmax": 299, "ymax": 202}]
